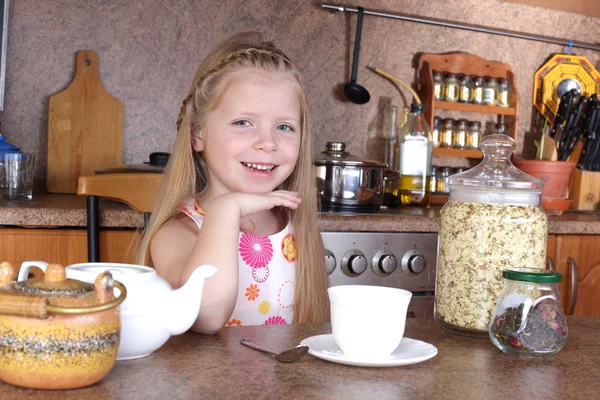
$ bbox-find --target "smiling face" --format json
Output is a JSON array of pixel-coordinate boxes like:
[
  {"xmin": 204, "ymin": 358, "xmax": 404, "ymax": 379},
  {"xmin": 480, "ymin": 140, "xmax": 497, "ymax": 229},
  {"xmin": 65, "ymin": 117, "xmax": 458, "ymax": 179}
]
[{"xmin": 192, "ymin": 70, "xmax": 302, "ymax": 201}]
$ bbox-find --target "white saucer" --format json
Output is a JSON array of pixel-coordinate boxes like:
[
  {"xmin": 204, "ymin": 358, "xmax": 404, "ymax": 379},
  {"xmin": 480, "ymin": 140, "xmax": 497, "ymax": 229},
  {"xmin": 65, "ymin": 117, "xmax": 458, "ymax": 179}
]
[{"xmin": 300, "ymin": 334, "xmax": 438, "ymax": 367}]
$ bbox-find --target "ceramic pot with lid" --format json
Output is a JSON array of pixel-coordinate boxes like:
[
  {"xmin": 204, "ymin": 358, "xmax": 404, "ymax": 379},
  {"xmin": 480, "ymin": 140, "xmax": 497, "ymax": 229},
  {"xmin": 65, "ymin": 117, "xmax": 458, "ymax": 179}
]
[
  {"xmin": 18, "ymin": 261, "xmax": 218, "ymax": 360},
  {"xmin": 0, "ymin": 262, "xmax": 127, "ymax": 390},
  {"xmin": 435, "ymin": 134, "xmax": 548, "ymax": 336},
  {"xmin": 314, "ymin": 142, "xmax": 397, "ymax": 213}
]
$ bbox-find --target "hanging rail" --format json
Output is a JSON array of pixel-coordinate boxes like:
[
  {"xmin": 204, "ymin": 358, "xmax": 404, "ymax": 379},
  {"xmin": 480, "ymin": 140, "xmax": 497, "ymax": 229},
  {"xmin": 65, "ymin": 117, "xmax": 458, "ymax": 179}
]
[{"xmin": 321, "ymin": 3, "xmax": 600, "ymax": 52}]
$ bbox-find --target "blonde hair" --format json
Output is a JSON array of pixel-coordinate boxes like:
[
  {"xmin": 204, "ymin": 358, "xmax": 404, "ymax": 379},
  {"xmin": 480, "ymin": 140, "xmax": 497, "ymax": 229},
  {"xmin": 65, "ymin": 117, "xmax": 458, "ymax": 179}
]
[{"xmin": 136, "ymin": 32, "xmax": 329, "ymax": 324}]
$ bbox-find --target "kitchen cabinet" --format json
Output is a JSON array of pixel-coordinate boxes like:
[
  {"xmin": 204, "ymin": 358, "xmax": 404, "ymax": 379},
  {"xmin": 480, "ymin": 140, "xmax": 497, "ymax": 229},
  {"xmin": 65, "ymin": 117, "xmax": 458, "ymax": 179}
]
[
  {"xmin": 417, "ymin": 52, "xmax": 519, "ymax": 159},
  {"xmin": 552, "ymin": 235, "xmax": 600, "ymax": 316},
  {"xmin": 0, "ymin": 228, "xmax": 138, "ymax": 277}
]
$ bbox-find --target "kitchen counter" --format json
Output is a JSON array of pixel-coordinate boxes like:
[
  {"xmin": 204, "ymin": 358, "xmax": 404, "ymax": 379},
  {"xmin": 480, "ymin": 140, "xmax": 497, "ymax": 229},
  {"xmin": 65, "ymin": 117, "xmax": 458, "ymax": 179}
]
[
  {"xmin": 2, "ymin": 194, "xmax": 600, "ymax": 234},
  {"xmin": 0, "ymin": 317, "xmax": 598, "ymax": 399}
]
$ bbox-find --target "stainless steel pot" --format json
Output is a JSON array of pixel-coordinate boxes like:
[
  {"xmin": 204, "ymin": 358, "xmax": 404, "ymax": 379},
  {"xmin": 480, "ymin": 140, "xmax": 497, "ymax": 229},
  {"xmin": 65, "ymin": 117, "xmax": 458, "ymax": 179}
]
[{"xmin": 314, "ymin": 142, "xmax": 397, "ymax": 213}]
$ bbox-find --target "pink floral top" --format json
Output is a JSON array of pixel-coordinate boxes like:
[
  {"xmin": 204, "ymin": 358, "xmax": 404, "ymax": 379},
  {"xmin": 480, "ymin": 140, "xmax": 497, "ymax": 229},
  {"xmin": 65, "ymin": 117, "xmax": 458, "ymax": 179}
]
[{"xmin": 179, "ymin": 199, "xmax": 297, "ymax": 327}]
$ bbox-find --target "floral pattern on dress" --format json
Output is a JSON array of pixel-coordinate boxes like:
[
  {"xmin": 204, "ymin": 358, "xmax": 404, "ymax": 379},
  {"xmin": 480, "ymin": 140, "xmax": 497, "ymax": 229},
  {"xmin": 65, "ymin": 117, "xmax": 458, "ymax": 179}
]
[
  {"xmin": 239, "ymin": 233, "xmax": 273, "ymax": 268},
  {"xmin": 245, "ymin": 284, "xmax": 260, "ymax": 301},
  {"xmin": 194, "ymin": 202, "xmax": 206, "ymax": 216},
  {"xmin": 281, "ymin": 233, "xmax": 297, "ymax": 262},
  {"xmin": 258, "ymin": 301, "xmax": 271, "ymax": 315},
  {"xmin": 179, "ymin": 198, "xmax": 295, "ymax": 327},
  {"xmin": 264, "ymin": 316, "xmax": 287, "ymax": 325},
  {"xmin": 252, "ymin": 266, "xmax": 270, "ymax": 283},
  {"xmin": 278, "ymin": 280, "xmax": 295, "ymax": 309}
]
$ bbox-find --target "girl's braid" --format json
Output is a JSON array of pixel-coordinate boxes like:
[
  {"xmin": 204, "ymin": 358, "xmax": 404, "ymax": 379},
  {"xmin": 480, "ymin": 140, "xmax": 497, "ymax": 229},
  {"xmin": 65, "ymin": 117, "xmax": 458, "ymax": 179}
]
[{"xmin": 176, "ymin": 46, "xmax": 293, "ymax": 132}]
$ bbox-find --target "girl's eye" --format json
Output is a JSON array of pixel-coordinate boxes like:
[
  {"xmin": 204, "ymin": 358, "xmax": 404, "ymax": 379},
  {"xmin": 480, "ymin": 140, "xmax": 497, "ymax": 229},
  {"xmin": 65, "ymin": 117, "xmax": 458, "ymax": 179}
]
[
  {"xmin": 277, "ymin": 124, "xmax": 294, "ymax": 132},
  {"xmin": 234, "ymin": 120, "xmax": 251, "ymax": 127}
]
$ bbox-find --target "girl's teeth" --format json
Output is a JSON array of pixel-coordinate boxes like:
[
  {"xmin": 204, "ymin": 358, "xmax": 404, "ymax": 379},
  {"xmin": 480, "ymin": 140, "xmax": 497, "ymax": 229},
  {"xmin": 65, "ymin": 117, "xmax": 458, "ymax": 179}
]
[{"xmin": 243, "ymin": 163, "xmax": 274, "ymax": 171}]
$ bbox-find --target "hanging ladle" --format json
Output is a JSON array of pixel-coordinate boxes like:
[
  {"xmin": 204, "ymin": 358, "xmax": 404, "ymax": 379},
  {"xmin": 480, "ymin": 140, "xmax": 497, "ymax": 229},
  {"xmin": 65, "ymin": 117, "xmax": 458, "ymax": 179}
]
[
  {"xmin": 240, "ymin": 338, "xmax": 309, "ymax": 363},
  {"xmin": 344, "ymin": 7, "xmax": 370, "ymax": 104}
]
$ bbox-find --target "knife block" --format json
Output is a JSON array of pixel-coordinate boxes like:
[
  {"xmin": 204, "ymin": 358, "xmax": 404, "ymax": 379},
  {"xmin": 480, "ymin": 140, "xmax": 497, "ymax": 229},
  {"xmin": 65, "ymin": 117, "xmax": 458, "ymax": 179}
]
[{"xmin": 569, "ymin": 169, "xmax": 600, "ymax": 211}]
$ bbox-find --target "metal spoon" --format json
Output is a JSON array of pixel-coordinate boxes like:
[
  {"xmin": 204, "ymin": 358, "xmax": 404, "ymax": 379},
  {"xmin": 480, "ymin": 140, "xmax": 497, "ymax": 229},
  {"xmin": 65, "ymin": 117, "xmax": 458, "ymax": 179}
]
[
  {"xmin": 343, "ymin": 7, "xmax": 370, "ymax": 104},
  {"xmin": 240, "ymin": 338, "xmax": 309, "ymax": 363}
]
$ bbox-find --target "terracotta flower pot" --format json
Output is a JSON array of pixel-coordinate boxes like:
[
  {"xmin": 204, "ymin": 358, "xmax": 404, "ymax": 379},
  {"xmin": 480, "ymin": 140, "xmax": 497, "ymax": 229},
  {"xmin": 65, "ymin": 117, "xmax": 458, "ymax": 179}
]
[{"xmin": 512, "ymin": 159, "xmax": 576, "ymax": 201}]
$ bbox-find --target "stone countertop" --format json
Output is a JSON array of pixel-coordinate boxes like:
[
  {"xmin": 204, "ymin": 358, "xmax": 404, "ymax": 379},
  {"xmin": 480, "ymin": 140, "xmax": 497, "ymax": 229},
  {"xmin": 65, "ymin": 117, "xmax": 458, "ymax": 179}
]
[
  {"xmin": 2, "ymin": 194, "xmax": 600, "ymax": 234},
  {"xmin": 0, "ymin": 317, "xmax": 598, "ymax": 399}
]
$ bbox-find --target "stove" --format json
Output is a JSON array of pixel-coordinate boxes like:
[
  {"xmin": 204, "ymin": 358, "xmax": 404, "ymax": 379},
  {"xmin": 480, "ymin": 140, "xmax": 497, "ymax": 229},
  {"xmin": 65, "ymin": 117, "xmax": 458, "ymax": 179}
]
[{"xmin": 321, "ymin": 231, "xmax": 437, "ymax": 317}]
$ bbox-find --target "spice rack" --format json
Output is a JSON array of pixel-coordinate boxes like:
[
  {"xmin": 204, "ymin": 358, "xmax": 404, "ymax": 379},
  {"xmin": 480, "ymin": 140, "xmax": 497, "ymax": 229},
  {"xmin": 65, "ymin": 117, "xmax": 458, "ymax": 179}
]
[{"xmin": 418, "ymin": 52, "xmax": 519, "ymax": 159}]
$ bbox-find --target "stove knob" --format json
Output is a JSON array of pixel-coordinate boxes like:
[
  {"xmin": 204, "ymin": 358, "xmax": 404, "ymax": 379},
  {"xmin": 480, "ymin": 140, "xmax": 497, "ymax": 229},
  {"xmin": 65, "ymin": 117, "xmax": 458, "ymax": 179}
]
[
  {"xmin": 341, "ymin": 250, "xmax": 368, "ymax": 276},
  {"xmin": 401, "ymin": 250, "xmax": 427, "ymax": 276},
  {"xmin": 407, "ymin": 255, "xmax": 426, "ymax": 274},
  {"xmin": 325, "ymin": 250, "xmax": 336, "ymax": 275},
  {"xmin": 372, "ymin": 250, "xmax": 397, "ymax": 276}
]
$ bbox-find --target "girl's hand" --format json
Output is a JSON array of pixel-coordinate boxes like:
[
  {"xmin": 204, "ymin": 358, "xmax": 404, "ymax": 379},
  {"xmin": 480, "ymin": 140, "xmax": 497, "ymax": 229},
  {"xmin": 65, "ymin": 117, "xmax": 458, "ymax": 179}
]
[{"xmin": 207, "ymin": 191, "xmax": 302, "ymax": 233}]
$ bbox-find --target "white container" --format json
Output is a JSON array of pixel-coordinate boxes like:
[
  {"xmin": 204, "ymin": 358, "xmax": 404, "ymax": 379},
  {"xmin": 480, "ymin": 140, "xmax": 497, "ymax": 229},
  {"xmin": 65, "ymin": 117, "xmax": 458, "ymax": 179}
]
[
  {"xmin": 328, "ymin": 285, "xmax": 412, "ymax": 360},
  {"xmin": 18, "ymin": 261, "xmax": 217, "ymax": 360}
]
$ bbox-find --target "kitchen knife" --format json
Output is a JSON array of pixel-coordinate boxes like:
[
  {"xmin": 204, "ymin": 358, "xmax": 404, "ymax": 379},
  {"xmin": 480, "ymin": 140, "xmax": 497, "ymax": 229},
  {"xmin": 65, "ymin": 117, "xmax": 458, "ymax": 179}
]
[{"xmin": 551, "ymin": 89, "xmax": 578, "ymax": 139}]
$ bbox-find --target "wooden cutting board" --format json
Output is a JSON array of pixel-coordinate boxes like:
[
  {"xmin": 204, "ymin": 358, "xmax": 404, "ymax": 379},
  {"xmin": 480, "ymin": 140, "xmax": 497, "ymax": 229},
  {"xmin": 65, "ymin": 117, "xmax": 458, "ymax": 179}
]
[{"xmin": 47, "ymin": 49, "xmax": 123, "ymax": 193}]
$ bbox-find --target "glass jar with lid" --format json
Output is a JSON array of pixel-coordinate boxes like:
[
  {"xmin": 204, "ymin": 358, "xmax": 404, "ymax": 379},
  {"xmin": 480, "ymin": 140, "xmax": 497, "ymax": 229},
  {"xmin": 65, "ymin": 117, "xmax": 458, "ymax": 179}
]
[
  {"xmin": 440, "ymin": 118, "xmax": 454, "ymax": 148},
  {"xmin": 435, "ymin": 167, "xmax": 452, "ymax": 194},
  {"xmin": 471, "ymin": 75, "xmax": 484, "ymax": 104},
  {"xmin": 483, "ymin": 76, "xmax": 498, "ymax": 106},
  {"xmin": 453, "ymin": 119, "xmax": 468, "ymax": 149},
  {"xmin": 443, "ymin": 73, "xmax": 459, "ymax": 102},
  {"xmin": 435, "ymin": 134, "xmax": 548, "ymax": 336},
  {"xmin": 433, "ymin": 70, "xmax": 444, "ymax": 101},
  {"xmin": 496, "ymin": 78, "xmax": 511, "ymax": 107},
  {"xmin": 490, "ymin": 268, "xmax": 567, "ymax": 356},
  {"xmin": 431, "ymin": 116, "xmax": 441, "ymax": 148},
  {"xmin": 466, "ymin": 121, "xmax": 482, "ymax": 150},
  {"xmin": 458, "ymin": 74, "xmax": 472, "ymax": 103}
]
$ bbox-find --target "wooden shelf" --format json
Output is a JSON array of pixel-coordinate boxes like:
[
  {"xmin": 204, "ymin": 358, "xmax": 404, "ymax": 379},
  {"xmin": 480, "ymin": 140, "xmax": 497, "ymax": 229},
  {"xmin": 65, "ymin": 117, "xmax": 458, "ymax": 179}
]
[
  {"xmin": 434, "ymin": 101, "xmax": 516, "ymax": 116},
  {"xmin": 433, "ymin": 147, "xmax": 483, "ymax": 158},
  {"xmin": 430, "ymin": 194, "xmax": 449, "ymax": 205},
  {"xmin": 417, "ymin": 52, "xmax": 519, "ymax": 159}
]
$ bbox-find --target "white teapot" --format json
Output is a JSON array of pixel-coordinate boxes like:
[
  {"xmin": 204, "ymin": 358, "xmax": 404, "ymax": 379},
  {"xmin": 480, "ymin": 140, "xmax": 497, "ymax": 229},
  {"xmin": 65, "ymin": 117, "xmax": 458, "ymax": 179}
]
[{"xmin": 18, "ymin": 261, "xmax": 218, "ymax": 360}]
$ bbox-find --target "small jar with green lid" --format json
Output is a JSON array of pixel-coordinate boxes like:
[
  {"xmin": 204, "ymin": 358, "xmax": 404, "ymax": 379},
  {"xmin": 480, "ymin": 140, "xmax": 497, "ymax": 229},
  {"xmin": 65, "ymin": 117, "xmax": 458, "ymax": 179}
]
[{"xmin": 490, "ymin": 268, "xmax": 567, "ymax": 357}]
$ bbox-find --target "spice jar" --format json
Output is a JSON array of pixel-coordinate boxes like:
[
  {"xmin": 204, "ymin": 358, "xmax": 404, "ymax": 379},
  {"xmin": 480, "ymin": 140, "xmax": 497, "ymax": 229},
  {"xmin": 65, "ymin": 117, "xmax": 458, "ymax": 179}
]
[
  {"xmin": 432, "ymin": 116, "xmax": 441, "ymax": 148},
  {"xmin": 435, "ymin": 134, "xmax": 548, "ymax": 336},
  {"xmin": 435, "ymin": 167, "xmax": 451, "ymax": 194},
  {"xmin": 490, "ymin": 268, "xmax": 567, "ymax": 356},
  {"xmin": 458, "ymin": 74, "xmax": 472, "ymax": 103},
  {"xmin": 443, "ymin": 73, "xmax": 459, "ymax": 102},
  {"xmin": 496, "ymin": 78, "xmax": 510, "ymax": 107},
  {"xmin": 466, "ymin": 121, "xmax": 482, "ymax": 150},
  {"xmin": 440, "ymin": 118, "xmax": 454, "ymax": 148},
  {"xmin": 433, "ymin": 70, "xmax": 444, "ymax": 101},
  {"xmin": 430, "ymin": 166, "xmax": 438, "ymax": 194},
  {"xmin": 471, "ymin": 75, "xmax": 484, "ymax": 104},
  {"xmin": 483, "ymin": 76, "xmax": 498, "ymax": 106},
  {"xmin": 453, "ymin": 119, "xmax": 468, "ymax": 149}
]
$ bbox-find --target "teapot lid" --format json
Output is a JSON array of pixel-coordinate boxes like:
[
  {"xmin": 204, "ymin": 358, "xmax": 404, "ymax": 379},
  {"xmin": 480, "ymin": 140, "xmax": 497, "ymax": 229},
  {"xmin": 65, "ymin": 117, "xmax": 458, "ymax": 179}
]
[
  {"xmin": 449, "ymin": 134, "xmax": 543, "ymax": 205},
  {"xmin": 314, "ymin": 142, "xmax": 387, "ymax": 168},
  {"xmin": 10, "ymin": 264, "xmax": 94, "ymax": 296}
]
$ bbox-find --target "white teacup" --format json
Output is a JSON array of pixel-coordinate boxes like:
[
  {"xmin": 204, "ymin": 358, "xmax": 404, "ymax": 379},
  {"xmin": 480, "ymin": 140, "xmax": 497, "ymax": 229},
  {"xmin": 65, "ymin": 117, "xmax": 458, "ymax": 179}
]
[{"xmin": 328, "ymin": 285, "xmax": 412, "ymax": 360}]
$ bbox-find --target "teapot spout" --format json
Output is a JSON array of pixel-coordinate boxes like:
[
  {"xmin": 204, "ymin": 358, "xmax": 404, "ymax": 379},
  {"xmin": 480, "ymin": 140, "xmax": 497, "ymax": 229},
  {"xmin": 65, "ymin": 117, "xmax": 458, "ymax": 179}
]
[{"xmin": 164, "ymin": 264, "xmax": 218, "ymax": 336}]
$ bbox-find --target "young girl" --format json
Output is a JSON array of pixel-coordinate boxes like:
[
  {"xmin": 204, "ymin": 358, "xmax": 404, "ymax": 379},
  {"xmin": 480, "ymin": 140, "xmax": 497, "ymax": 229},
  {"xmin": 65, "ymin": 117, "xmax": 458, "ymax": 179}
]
[{"xmin": 136, "ymin": 32, "xmax": 329, "ymax": 334}]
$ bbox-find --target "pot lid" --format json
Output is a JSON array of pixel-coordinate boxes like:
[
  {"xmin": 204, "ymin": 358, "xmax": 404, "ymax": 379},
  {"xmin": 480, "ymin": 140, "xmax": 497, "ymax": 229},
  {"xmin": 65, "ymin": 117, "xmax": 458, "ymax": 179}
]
[
  {"xmin": 314, "ymin": 142, "xmax": 387, "ymax": 168},
  {"xmin": 0, "ymin": 135, "xmax": 21, "ymax": 154},
  {"xmin": 11, "ymin": 264, "xmax": 93, "ymax": 296},
  {"xmin": 449, "ymin": 134, "xmax": 543, "ymax": 205}
]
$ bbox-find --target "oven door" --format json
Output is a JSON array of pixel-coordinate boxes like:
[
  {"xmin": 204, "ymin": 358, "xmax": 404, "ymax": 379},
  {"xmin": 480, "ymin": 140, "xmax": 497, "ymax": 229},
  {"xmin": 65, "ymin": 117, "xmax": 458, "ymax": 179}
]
[{"xmin": 407, "ymin": 295, "xmax": 435, "ymax": 318}]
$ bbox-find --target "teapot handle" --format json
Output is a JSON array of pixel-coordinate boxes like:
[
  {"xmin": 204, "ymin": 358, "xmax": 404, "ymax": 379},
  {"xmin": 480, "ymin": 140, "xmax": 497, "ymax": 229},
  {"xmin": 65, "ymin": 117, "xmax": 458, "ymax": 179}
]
[{"xmin": 17, "ymin": 261, "xmax": 49, "ymax": 281}]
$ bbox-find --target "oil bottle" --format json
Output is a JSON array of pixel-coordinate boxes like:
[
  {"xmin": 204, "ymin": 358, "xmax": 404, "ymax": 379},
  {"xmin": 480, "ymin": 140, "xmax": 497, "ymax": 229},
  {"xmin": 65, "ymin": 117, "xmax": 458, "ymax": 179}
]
[{"xmin": 397, "ymin": 103, "xmax": 433, "ymax": 206}]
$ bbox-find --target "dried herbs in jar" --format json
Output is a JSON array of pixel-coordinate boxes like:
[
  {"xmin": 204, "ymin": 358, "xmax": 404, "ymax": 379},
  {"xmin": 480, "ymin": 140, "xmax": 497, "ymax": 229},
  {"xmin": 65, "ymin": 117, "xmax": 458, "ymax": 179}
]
[
  {"xmin": 434, "ymin": 134, "xmax": 548, "ymax": 336},
  {"xmin": 490, "ymin": 268, "xmax": 568, "ymax": 356}
]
